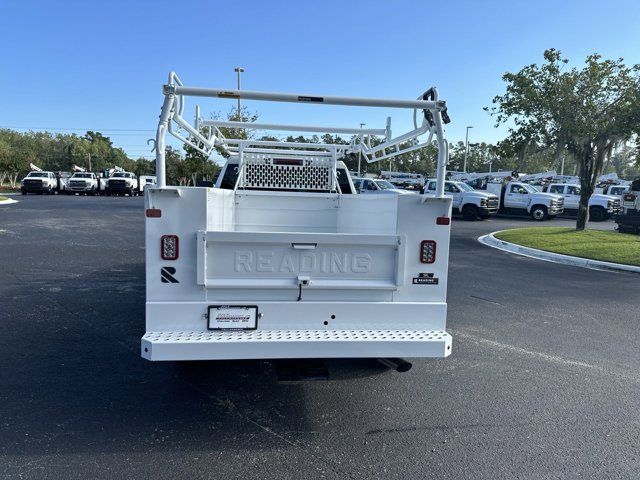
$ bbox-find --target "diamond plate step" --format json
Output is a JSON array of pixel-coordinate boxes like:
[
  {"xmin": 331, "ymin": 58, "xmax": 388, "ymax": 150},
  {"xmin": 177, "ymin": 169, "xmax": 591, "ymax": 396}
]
[{"xmin": 141, "ymin": 329, "xmax": 452, "ymax": 361}]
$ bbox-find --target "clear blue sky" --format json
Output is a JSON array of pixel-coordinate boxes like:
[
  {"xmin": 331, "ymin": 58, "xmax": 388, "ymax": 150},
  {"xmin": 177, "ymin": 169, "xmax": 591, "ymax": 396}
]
[{"xmin": 2, "ymin": 0, "xmax": 640, "ymax": 160}]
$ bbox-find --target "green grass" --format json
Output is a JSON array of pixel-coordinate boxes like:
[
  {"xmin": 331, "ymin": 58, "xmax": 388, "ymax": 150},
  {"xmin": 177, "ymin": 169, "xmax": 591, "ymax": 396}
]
[
  {"xmin": 0, "ymin": 195, "xmax": 8, "ymax": 202},
  {"xmin": 495, "ymin": 227, "xmax": 640, "ymax": 266}
]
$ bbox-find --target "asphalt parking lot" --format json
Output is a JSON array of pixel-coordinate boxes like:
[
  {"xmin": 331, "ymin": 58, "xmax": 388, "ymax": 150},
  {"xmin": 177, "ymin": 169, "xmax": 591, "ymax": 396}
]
[{"xmin": 1, "ymin": 195, "xmax": 638, "ymax": 480}]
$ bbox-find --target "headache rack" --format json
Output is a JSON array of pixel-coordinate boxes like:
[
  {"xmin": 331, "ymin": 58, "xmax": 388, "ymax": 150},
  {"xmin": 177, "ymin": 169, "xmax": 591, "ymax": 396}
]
[{"xmin": 154, "ymin": 72, "xmax": 451, "ymax": 195}]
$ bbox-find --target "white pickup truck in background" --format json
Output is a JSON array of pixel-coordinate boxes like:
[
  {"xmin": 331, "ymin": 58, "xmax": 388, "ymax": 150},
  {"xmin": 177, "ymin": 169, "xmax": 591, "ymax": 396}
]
[
  {"xmin": 484, "ymin": 180, "xmax": 564, "ymax": 220},
  {"xmin": 141, "ymin": 72, "xmax": 453, "ymax": 366},
  {"xmin": 423, "ymin": 179, "xmax": 498, "ymax": 220},
  {"xmin": 105, "ymin": 172, "xmax": 139, "ymax": 196},
  {"xmin": 20, "ymin": 171, "xmax": 59, "ymax": 195},
  {"xmin": 352, "ymin": 177, "xmax": 413, "ymax": 195},
  {"xmin": 543, "ymin": 183, "xmax": 620, "ymax": 221},
  {"xmin": 66, "ymin": 172, "xmax": 100, "ymax": 195}
]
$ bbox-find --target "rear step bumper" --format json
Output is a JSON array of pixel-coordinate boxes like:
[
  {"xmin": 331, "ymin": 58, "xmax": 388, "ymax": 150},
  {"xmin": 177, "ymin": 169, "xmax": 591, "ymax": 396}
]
[{"xmin": 141, "ymin": 329, "xmax": 452, "ymax": 361}]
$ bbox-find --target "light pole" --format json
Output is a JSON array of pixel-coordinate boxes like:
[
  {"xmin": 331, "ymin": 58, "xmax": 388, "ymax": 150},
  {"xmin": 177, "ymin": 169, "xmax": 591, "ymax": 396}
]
[
  {"xmin": 463, "ymin": 125, "xmax": 473, "ymax": 173},
  {"xmin": 357, "ymin": 123, "xmax": 365, "ymax": 176},
  {"xmin": 234, "ymin": 67, "xmax": 244, "ymax": 119}
]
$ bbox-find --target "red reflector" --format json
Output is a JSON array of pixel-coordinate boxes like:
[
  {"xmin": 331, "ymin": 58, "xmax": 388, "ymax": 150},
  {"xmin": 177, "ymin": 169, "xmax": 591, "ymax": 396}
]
[
  {"xmin": 420, "ymin": 240, "xmax": 437, "ymax": 264},
  {"xmin": 436, "ymin": 216, "xmax": 450, "ymax": 225},
  {"xmin": 161, "ymin": 235, "xmax": 179, "ymax": 260},
  {"xmin": 146, "ymin": 208, "xmax": 162, "ymax": 218}
]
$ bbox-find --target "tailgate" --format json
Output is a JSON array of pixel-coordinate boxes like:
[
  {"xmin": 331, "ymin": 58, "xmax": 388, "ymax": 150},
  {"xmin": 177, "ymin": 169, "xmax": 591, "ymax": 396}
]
[{"xmin": 197, "ymin": 231, "xmax": 404, "ymax": 290}]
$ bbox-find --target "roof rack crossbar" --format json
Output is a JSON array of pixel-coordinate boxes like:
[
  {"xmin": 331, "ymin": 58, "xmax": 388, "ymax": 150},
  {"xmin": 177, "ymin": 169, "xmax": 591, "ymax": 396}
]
[
  {"xmin": 226, "ymin": 146, "xmax": 334, "ymax": 156},
  {"xmin": 203, "ymin": 120, "xmax": 386, "ymax": 136},
  {"xmin": 223, "ymin": 138, "xmax": 346, "ymax": 151},
  {"xmin": 167, "ymin": 85, "xmax": 444, "ymax": 110}
]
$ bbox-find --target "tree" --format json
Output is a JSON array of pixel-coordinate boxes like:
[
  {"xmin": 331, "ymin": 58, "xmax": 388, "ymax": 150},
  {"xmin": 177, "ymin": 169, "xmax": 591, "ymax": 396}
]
[
  {"xmin": 487, "ymin": 49, "xmax": 640, "ymax": 230},
  {"xmin": 606, "ymin": 142, "xmax": 638, "ymax": 178},
  {"xmin": 0, "ymin": 128, "xmax": 150, "ymax": 186}
]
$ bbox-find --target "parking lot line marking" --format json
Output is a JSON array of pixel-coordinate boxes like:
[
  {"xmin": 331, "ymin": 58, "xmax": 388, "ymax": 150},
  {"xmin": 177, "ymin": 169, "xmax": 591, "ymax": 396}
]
[
  {"xmin": 451, "ymin": 329, "xmax": 639, "ymax": 383},
  {"xmin": 469, "ymin": 295, "xmax": 504, "ymax": 306}
]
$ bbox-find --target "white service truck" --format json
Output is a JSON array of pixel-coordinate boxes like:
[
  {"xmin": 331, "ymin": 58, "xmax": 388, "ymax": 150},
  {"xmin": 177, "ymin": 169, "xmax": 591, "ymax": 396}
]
[
  {"xmin": 141, "ymin": 72, "xmax": 453, "ymax": 366},
  {"xmin": 600, "ymin": 184, "xmax": 629, "ymax": 200},
  {"xmin": 139, "ymin": 175, "xmax": 157, "ymax": 192},
  {"xmin": 484, "ymin": 180, "xmax": 564, "ymax": 221},
  {"xmin": 105, "ymin": 172, "xmax": 139, "ymax": 196},
  {"xmin": 66, "ymin": 172, "xmax": 100, "ymax": 195},
  {"xmin": 615, "ymin": 179, "xmax": 640, "ymax": 233},
  {"xmin": 380, "ymin": 171, "xmax": 425, "ymax": 189},
  {"xmin": 543, "ymin": 183, "xmax": 620, "ymax": 221},
  {"xmin": 20, "ymin": 171, "xmax": 59, "ymax": 195},
  {"xmin": 423, "ymin": 179, "xmax": 498, "ymax": 220}
]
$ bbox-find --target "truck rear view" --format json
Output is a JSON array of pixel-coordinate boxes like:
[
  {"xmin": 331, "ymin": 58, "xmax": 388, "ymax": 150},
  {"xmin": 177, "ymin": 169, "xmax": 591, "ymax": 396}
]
[{"xmin": 142, "ymin": 73, "xmax": 453, "ymax": 363}]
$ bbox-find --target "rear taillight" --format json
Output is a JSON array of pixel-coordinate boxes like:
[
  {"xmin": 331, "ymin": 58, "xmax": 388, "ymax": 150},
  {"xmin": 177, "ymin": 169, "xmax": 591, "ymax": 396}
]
[
  {"xmin": 146, "ymin": 208, "xmax": 161, "ymax": 218},
  {"xmin": 420, "ymin": 240, "xmax": 437, "ymax": 264},
  {"xmin": 623, "ymin": 193, "xmax": 636, "ymax": 202},
  {"xmin": 436, "ymin": 216, "xmax": 450, "ymax": 225},
  {"xmin": 161, "ymin": 235, "xmax": 179, "ymax": 260}
]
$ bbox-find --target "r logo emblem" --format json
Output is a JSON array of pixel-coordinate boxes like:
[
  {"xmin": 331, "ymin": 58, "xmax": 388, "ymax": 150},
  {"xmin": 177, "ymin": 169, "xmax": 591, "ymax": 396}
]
[{"xmin": 161, "ymin": 266, "xmax": 179, "ymax": 283}]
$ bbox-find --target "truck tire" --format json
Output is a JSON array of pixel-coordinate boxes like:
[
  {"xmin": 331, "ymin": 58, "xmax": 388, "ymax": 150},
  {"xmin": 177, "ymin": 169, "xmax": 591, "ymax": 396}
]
[
  {"xmin": 461, "ymin": 204, "xmax": 478, "ymax": 221},
  {"xmin": 530, "ymin": 205, "xmax": 547, "ymax": 221},
  {"xmin": 589, "ymin": 206, "xmax": 606, "ymax": 222}
]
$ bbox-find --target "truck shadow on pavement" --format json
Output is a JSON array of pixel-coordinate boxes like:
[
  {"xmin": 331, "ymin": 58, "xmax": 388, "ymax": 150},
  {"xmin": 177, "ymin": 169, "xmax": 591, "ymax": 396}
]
[{"xmin": 1, "ymin": 263, "xmax": 390, "ymax": 457}]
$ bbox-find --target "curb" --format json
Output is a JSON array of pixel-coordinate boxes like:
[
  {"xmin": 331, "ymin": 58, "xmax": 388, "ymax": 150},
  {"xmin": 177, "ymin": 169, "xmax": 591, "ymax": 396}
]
[
  {"xmin": 0, "ymin": 198, "xmax": 18, "ymax": 205},
  {"xmin": 478, "ymin": 230, "xmax": 640, "ymax": 275}
]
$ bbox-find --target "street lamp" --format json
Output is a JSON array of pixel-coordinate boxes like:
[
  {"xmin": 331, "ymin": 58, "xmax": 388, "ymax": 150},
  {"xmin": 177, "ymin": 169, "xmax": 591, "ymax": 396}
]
[
  {"xmin": 357, "ymin": 123, "xmax": 365, "ymax": 176},
  {"xmin": 463, "ymin": 125, "xmax": 473, "ymax": 173},
  {"xmin": 234, "ymin": 67, "xmax": 245, "ymax": 118}
]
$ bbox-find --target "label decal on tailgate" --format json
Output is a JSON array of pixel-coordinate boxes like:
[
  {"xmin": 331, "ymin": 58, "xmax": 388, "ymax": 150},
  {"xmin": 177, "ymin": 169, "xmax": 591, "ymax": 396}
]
[{"xmin": 413, "ymin": 273, "xmax": 439, "ymax": 285}]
